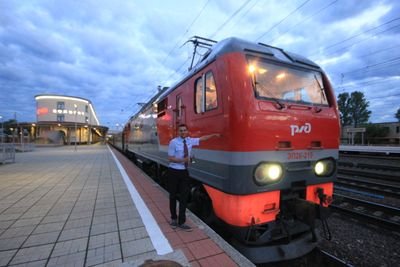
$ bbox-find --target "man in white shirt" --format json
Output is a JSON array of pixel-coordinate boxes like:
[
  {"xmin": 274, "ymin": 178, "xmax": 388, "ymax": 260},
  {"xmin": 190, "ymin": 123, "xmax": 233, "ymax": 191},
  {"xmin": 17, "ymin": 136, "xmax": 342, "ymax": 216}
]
[{"xmin": 167, "ymin": 124, "xmax": 220, "ymax": 231}]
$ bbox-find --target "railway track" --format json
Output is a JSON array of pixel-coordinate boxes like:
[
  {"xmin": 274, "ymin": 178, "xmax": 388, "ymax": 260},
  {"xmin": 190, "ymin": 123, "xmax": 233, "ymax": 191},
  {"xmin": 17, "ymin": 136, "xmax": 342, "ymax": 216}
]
[
  {"xmin": 335, "ymin": 175, "xmax": 400, "ymax": 198},
  {"xmin": 337, "ymin": 165, "xmax": 400, "ymax": 182},
  {"xmin": 339, "ymin": 152, "xmax": 400, "ymax": 160},
  {"xmin": 316, "ymin": 249, "xmax": 353, "ymax": 267},
  {"xmin": 338, "ymin": 161, "xmax": 400, "ymax": 172},
  {"xmin": 258, "ymin": 248, "xmax": 352, "ymax": 267},
  {"xmin": 331, "ymin": 193, "xmax": 400, "ymax": 232}
]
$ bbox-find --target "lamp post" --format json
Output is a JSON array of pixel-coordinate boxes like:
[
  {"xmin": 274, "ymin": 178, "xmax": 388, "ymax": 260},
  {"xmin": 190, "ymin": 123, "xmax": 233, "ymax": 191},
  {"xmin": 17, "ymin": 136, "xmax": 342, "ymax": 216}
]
[
  {"xmin": 88, "ymin": 111, "xmax": 91, "ymax": 145},
  {"xmin": 0, "ymin": 115, "xmax": 3, "ymax": 145},
  {"xmin": 74, "ymin": 104, "xmax": 77, "ymax": 151}
]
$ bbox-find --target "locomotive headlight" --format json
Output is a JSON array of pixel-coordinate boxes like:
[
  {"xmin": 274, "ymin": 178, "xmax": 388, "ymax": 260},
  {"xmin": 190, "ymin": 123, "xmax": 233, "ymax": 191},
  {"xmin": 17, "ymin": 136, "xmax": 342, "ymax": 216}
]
[
  {"xmin": 314, "ymin": 158, "xmax": 336, "ymax": 177},
  {"xmin": 254, "ymin": 162, "xmax": 283, "ymax": 185}
]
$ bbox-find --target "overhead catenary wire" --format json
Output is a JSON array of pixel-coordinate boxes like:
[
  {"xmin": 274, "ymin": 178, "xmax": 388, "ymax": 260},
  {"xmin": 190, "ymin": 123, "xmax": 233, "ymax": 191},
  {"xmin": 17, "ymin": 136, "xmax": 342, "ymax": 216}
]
[
  {"xmin": 368, "ymin": 92, "xmax": 400, "ymax": 100},
  {"xmin": 255, "ymin": 0, "xmax": 312, "ymax": 42},
  {"xmin": 309, "ymin": 17, "xmax": 400, "ymax": 59},
  {"xmin": 224, "ymin": 0, "xmax": 262, "ymax": 33},
  {"xmin": 324, "ymin": 16, "xmax": 400, "ymax": 50},
  {"xmin": 208, "ymin": 0, "xmax": 253, "ymax": 39},
  {"xmin": 160, "ymin": 0, "xmax": 211, "ymax": 68},
  {"xmin": 341, "ymin": 56, "xmax": 400, "ymax": 75},
  {"xmin": 338, "ymin": 77, "xmax": 400, "ymax": 90},
  {"xmin": 325, "ymin": 24, "xmax": 400, "ymax": 59},
  {"xmin": 267, "ymin": 0, "xmax": 339, "ymax": 44},
  {"xmin": 357, "ymin": 44, "xmax": 400, "ymax": 59}
]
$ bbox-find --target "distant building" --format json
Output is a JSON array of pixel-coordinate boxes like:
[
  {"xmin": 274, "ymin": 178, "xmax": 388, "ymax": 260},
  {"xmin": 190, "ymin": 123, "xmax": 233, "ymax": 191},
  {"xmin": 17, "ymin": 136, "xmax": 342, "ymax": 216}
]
[
  {"xmin": 341, "ymin": 122, "xmax": 400, "ymax": 145},
  {"xmin": 34, "ymin": 94, "xmax": 108, "ymax": 145},
  {"xmin": 371, "ymin": 122, "xmax": 400, "ymax": 144}
]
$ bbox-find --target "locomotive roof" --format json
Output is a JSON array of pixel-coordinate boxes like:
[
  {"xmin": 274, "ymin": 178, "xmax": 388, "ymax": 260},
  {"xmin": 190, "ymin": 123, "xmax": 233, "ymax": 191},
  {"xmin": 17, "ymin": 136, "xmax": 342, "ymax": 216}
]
[
  {"xmin": 156, "ymin": 37, "xmax": 320, "ymax": 101},
  {"xmin": 131, "ymin": 37, "xmax": 322, "ymax": 120},
  {"xmin": 203, "ymin": 37, "xmax": 320, "ymax": 70}
]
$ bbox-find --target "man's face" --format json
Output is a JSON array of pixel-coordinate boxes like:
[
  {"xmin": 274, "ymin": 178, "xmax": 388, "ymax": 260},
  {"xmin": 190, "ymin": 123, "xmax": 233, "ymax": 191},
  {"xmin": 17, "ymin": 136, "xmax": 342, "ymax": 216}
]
[{"xmin": 178, "ymin": 126, "xmax": 188, "ymax": 138}]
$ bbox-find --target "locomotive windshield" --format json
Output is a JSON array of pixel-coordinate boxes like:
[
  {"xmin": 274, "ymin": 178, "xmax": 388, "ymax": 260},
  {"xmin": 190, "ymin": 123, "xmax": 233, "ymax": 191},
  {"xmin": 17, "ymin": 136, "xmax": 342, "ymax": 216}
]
[{"xmin": 248, "ymin": 59, "xmax": 328, "ymax": 106}]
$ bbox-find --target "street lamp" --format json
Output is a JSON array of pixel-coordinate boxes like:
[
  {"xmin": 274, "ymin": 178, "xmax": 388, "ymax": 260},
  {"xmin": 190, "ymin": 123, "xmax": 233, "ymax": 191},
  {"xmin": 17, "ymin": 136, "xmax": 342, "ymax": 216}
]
[
  {"xmin": 88, "ymin": 111, "xmax": 91, "ymax": 145},
  {"xmin": 0, "ymin": 115, "xmax": 3, "ymax": 144},
  {"xmin": 74, "ymin": 104, "xmax": 77, "ymax": 151}
]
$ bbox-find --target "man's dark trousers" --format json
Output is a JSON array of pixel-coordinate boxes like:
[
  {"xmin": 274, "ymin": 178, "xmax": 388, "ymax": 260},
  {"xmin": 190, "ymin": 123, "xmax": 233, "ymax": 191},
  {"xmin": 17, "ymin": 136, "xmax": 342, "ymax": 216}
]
[{"xmin": 167, "ymin": 168, "xmax": 190, "ymax": 225}]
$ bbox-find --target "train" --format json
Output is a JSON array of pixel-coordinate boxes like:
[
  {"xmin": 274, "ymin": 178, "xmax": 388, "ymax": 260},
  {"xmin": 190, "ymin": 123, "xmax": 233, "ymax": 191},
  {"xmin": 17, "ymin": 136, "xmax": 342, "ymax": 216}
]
[{"xmin": 111, "ymin": 36, "xmax": 340, "ymax": 263}]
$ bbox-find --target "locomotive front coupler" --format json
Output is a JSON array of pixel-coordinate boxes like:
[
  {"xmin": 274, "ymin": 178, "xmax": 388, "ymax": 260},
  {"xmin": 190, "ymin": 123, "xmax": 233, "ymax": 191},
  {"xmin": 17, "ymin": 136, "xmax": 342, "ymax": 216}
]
[
  {"xmin": 288, "ymin": 198, "xmax": 319, "ymax": 242},
  {"xmin": 316, "ymin": 187, "xmax": 332, "ymax": 240}
]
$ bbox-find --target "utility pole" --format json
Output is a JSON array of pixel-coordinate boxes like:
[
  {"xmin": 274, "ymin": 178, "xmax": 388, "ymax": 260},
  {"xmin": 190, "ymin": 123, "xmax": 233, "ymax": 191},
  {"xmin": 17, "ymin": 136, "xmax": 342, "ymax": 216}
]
[{"xmin": 74, "ymin": 104, "xmax": 77, "ymax": 151}]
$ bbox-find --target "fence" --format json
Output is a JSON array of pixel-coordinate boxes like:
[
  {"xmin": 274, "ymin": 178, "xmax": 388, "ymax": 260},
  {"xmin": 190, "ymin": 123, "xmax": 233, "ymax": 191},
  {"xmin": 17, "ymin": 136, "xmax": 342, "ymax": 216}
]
[{"xmin": 1, "ymin": 143, "xmax": 16, "ymax": 164}]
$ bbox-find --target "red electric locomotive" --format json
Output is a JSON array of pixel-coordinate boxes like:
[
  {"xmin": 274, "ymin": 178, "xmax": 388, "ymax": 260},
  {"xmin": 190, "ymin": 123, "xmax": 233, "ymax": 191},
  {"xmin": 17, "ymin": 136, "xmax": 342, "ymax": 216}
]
[{"xmin": 117, "ymin": 36, "xmax": 340, "ymax": 263}]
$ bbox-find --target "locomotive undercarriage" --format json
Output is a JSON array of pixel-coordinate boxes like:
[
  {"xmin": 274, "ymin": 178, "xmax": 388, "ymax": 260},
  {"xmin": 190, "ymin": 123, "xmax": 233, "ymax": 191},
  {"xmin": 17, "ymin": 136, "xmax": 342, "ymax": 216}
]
[
  {"xmin": 189, "ymin": 182, "xmax": 331, "ymax": 263},
  {"xmin": 228, "ymin": 198, "xmax": 329, "ymax": 263}
]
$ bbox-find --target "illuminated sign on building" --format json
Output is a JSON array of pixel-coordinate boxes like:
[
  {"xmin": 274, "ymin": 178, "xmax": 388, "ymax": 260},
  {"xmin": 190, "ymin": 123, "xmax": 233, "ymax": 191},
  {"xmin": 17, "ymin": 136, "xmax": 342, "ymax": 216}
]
[
  {"xmin": 36, "ymin": 107, "xmax": 49, "ymax": 115},
  {"xmin": 52, "ymin": 109, "xmax": 84, "ymax": 116},
  {"xmin": 35, "ymin": 94, "xmax": 100, "ymax": 125}
]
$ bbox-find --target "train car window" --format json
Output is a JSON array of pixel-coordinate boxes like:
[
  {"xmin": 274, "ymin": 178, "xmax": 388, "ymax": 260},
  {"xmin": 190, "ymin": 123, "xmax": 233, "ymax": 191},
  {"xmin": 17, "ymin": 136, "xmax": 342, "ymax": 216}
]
[
  {"xmin": 205, "ymin": 72, "xmax": 218, "ymax": 111},
  {"xmin": 157, "ymin": 98, "xmax": 167, "ymax": 117},
  {"xmin": 248, "ymin": 59, "xmax": 329, "ymax": 106},
  {"xmin": 195, "ymin": 77, "xmax": 204, "ymax": 113},
  {"xmin": 177, "ymin": 96, "xmax": 183, "ymax": 118}
]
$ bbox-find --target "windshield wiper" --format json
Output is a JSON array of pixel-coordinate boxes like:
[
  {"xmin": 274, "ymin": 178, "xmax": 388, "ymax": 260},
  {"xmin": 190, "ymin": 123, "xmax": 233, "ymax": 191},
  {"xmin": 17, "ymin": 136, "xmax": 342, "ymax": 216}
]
[
  {"xmin": 314, "ymin": 74, "xmax": 326, "ymax": 103},
  {"xmin": 312, "ymin": 74, "xmax": 325, "ymax": 112},
  {"xmin": 273, "ymin": 99, "xmax": 285, "ymax": 110},
  {"xmin": 256, "ymin": 83, "xmax": 285, "ymax": 110}
]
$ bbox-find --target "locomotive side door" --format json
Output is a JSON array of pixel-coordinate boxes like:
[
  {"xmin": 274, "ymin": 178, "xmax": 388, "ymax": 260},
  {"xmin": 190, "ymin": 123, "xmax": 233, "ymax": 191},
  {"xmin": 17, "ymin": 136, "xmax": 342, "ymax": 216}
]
[{"xmin": 173, "ymin": 94, "xmax": 186, "ymax": 134}]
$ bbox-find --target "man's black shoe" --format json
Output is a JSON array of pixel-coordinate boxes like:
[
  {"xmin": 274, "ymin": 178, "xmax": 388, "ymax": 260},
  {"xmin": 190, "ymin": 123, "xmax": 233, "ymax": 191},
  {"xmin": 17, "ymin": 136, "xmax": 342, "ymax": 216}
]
[
  {"xmin": 170, "ymin": 219, "xmax": 177, "ymax": 229},
  {"xmin": 178, "ymin": 223, "xmax": 192, "ymax": 232}
]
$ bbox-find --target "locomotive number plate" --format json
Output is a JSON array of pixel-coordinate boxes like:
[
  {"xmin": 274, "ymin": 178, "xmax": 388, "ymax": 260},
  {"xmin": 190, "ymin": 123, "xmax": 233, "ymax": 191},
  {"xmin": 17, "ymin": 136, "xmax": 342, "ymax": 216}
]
[{"xmin": 287, "ymin": 151, "xmax": 314, "ymax": 160}]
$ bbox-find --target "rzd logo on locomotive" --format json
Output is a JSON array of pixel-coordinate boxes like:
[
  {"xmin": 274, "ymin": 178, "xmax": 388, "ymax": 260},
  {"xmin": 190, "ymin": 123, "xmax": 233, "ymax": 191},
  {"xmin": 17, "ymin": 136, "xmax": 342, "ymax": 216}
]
[{"xmin": 290, "ymin": 123, "xmax": 311, "ymax": 136}]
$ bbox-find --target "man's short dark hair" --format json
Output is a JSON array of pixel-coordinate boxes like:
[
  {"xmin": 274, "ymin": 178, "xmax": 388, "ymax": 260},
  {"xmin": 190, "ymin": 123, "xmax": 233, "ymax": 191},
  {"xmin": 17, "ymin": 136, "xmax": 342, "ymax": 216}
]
[{"xmin": 178, "ymin": 124, "xmax": 187, "ymax": 129}]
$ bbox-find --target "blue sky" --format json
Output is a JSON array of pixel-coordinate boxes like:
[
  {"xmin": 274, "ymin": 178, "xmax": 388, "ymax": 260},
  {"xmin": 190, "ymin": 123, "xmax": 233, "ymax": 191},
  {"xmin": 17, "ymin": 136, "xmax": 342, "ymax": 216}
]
[{"xmin": 1, "ymin": 0, "xmax": 399, "ymax": 129}]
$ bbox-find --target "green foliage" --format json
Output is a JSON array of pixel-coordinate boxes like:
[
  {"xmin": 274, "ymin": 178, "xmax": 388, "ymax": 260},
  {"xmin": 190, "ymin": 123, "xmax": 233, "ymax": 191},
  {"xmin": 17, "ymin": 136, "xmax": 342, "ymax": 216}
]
[
  {"xmin": 364, "ymin": 123, "xmax": 390, "ymax": 144},
  {"xmin": 337, "ymin": 93, "xmax": 352, "ymax": 126},
  {"xmin": 396, "ymin": 108, "xmax": 400, "ymax": 122},
  {"xmin": 365, "ymin": 123, "xmax": 389, "ymax": 138},
  {"xmin": 337, "ymin": 91, "xmax": 371, "ymax": 127},
  {"xmin": 2, "ymin": 119, "xmax": 17, "ymax": 135}
]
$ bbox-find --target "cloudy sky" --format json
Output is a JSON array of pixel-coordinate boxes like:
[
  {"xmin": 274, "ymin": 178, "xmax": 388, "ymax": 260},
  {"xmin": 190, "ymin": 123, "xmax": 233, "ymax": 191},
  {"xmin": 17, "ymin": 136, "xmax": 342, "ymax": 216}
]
[{"xmin": 1, "ymin": 0, "xmax": 399, "ymax": 129}]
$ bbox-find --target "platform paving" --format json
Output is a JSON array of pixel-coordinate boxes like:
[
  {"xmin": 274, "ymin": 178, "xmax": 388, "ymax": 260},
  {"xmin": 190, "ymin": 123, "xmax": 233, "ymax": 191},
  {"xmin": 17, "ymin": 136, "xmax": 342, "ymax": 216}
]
[{"xmin": 0, "ymin": 145, "xmax": 254, "ymax": 267}]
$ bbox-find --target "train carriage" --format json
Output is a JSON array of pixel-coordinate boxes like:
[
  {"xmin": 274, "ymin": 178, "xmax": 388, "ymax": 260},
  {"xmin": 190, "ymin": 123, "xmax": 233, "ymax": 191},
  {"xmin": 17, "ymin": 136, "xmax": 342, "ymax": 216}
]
[{"xmin": 116, "ymin": 37, "xmax": 340, "ymax": 263}]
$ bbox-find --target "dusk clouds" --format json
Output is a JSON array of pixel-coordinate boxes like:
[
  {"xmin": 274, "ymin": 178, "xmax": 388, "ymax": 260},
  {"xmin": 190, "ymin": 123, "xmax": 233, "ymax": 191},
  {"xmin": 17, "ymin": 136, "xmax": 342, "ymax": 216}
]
[{"xmin": 0, "ymin": 0, "xmax": 399, "ymax": 128}]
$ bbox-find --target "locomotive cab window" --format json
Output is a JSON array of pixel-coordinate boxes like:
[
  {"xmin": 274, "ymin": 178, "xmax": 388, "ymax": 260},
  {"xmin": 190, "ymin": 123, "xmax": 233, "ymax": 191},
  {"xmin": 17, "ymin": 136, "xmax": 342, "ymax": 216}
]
[
  {"xmin": 195, "ymin": 71, "xmax": 218, "ymax": 113},
  {"xmin": 248, "ymin": 58, "xmax": 329, "ymax": 106}
]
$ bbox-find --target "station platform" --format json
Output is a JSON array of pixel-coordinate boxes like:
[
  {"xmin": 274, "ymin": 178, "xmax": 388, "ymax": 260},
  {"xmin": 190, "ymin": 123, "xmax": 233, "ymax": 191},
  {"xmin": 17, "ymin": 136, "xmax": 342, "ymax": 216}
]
[
  {"xmin": 0, "ymin": 144, "xmax": 254, "ymax": 267},
  {"xmin": 340, "ymin": 145, "xmax": 400, "ymax": 155}
]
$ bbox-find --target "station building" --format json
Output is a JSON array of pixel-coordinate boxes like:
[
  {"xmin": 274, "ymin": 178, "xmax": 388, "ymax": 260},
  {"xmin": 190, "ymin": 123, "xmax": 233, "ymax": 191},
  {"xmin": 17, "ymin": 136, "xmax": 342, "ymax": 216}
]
[{"xmin": 33, "ymin": 94, "xmax": 108, "ymax": 145}]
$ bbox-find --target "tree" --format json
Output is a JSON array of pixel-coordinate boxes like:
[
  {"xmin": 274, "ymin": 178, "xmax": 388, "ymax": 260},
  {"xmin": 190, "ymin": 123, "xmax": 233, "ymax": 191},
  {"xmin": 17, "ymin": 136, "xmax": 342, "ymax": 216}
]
[
  {"xmin": 337, "ymin": 91, "xmax": 371, "ymax": 127},
  {"xmin": 365, "ymin": 123, "xmax": 389, "ymax": 144},
  {"xmin": 337, "ymin": 92, "xmax": 352, "ymax": 126},
  {"xmin": 3, "ymin": 119, "xmax": 17, "ymax": 135},
  {"xmin": 349, "ymin": 91, "xmax": 371, "ymax": 127},
  {"xmin": 396, "ymin": 108, "xmax": 400, "ymax": 122}
]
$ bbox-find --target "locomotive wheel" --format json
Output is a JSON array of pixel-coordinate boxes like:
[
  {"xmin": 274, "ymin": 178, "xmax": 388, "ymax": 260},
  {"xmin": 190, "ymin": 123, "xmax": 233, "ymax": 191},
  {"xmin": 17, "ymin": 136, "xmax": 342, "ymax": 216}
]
[{"xmin": 188, "ymin": 185, "xmax": 215, "ymax": 224}]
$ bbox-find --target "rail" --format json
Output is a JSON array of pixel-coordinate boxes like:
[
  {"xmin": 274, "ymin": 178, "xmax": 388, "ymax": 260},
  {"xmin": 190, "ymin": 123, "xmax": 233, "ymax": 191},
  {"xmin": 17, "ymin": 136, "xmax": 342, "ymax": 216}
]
[
  {"xmin": 331, "ymin": 193, "xmax": 400, "ymax": 232},
  {"xmin": 335, "ymin": 175, "xmax": 400, "ymax": 198},
  {"xmin": 0, "ymin": 143, "xmax": 16, "ymax": 164},
  {"xmin": 338, "ymin": 166, "xmax": 400, "ymax": 182}
]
